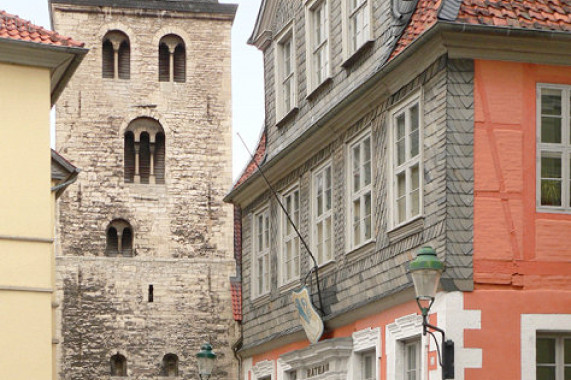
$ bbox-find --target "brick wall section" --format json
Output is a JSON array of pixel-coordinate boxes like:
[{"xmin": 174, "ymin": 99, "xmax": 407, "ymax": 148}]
[
  {"xmin": 240, "ymin": 57, "xmax": 454, "ymax": 349},
  {"xmin": 51, "ymin": 3, "xmax": 236, "ymax": 379}
]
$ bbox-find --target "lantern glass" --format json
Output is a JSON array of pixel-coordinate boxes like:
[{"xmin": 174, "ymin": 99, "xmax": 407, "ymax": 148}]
[
  {"xmin": 411, "ymin": 267, "xmax": 442, "ymax": 300},
  {"xmin": 198, "ymin": 356, "xmax": 215, "ymax": 378}
]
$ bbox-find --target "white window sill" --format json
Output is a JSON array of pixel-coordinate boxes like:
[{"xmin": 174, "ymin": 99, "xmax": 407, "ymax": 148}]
[
  {"xmin": 389, "ymin": 214, "xmax": 424, "ymax": 233},
  {"xmin": 251, "ymin": 292, "xmax": 271, "ymax": 306},
  {"xmin": 306, "ymin": 76, "xmax": 332, "ymax": 100},
  {"xmin": 278, "ymin": 279, "xmax": 301, "ymax": 293},
  {"xmin": 276, "ymin": 106, "xmax": 299, "ymax": 128},
  {"xmin": 536, "ymin": 206, "xmax": 571, "ymax": 214},
  {"xmin": 341, "ymin": 39, "xmax": 374, "ymax": 69},
  {"xmin": 388, "ymin": 216, "xmax": 424, "ymax": 243},
  {"xmin": 346, "ymin": 239, "xmax": 375, "ymax": 259}
]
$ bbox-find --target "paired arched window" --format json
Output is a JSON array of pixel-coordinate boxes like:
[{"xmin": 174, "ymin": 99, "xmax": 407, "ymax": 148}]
[
  {"xmin": 124, "ymin": 118, "xmax": 166, "ymax": 185},
  {"xmin": 106, "ymin": 219, "xmax": 133, "ymax": 257},
  {"xmin": 161, "ymin": 354, "xmax": 179, "ymax": 377},
  {"xmin": 158, "ymin": 34, "xmax": 186, "ymax": 83},
  {"xmin": 102, "ymin": 30, "xmax": 130, "ymax": 79},
  {"xmin": 110, "ymin": 353, "xmax": 127, "ymax": 376}
]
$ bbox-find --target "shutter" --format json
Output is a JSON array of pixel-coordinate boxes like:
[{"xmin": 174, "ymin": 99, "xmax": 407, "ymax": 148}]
[
  {"xmin": 118, "ymin": 41, "xmax": 130, "ymax": 80},
  {"xmin": 155, "ymin": 133, "xmax": 166, "ymax": 184},
  {"xmin": 102, "ymin": 39, "xmax": 114, "ymax": 78},
  {"xmin": 173, "ymin": 44, "xmax": 186, "ymax": 83},
  {"xmin": 159, "ymin": 43, "xmax": 170, "ymax": 82},
  {"xmin": 124, "ymin": 132, "xmax": 135, "ymax": 183},
  {"xmin": 139, "ymin": 133, "xmax": 151, "ymax": 184}
]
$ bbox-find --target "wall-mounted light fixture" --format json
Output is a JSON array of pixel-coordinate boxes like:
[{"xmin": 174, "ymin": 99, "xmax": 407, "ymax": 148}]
[{"xmin": 409, "ymin": 246, "xmax": 455, "ymax": 379}]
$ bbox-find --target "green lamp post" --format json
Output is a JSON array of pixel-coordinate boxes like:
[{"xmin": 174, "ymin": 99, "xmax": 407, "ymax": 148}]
[
  {"xmin": 196, "ymin": 343, "xmax": 217, "ymax": 380},
  {"xmin": 409, "ymin": 246, "xmax": 454, "ymax": 379}
]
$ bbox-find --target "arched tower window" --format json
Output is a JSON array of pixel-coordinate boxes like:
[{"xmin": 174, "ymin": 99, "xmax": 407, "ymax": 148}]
[
  {"xmin": 110, "ymin": 353, "xmax": 127, "ymax": 376},
  {"xmin": 106, "ymin": 219, "xmax": 133, "ymax": 257},
  {"xmin": 158, "ymin": 34, "xmax": 186, "ymax": 83},
  {"xmin": 102, "ymin": 30, "xmax": 130, "ymax": 80},
  {"xmin": 161, "ymin": 354, "xmax": 179, "ymax": 377},
  {"xmin": 124, "ymin": 118, "xmax": 166, "ymax": 185}
]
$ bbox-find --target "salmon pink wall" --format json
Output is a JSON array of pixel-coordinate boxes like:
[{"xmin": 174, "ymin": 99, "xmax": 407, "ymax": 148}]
[
  {"xmin": 467, "ymin": 60, "xmax": 571, "ymax": 379},
  {"xmin": 473, "ymin": 60, "xmax": 571, "ymax": 289}
]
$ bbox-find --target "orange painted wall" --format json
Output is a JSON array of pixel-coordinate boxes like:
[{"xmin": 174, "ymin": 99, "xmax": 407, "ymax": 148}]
[
  {"xmin": 467, "ymin": 60, "xmax": 571, "ymax": 379},
  {"xmin": 251, "ymin": 299, "xmax": 422, "ymax": 379}
]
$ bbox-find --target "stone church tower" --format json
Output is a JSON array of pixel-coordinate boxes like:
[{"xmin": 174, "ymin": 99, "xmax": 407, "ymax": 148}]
[{"xmin": 50, "ymin": 1, "xmax": 237, "ymax": 379}]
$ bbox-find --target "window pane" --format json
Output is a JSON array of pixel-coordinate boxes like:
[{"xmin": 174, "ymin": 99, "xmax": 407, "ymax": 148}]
[
  {"xmin": 541, "ymin": 117, "xmax": 562, "ymax": 144},
  {"xmin": 317, "ymin": 222, "xmax": 323, "ymax": 263},
  {"xmin": 536, "ymin": 366, "xmax": 556, "ymax": 380},
  {"xmin": 364, "ymin": 192, "xmax": 372, "ymax": 241},
  {"xmin": 353, "ymin": 198, "xmax": 361, "ymax": 246},
  {"xmin": 324, "ymin": 217, "xmax": 331, "ymax": 261},
  {"xmin": 410, "ymin": 105, "xmax": 419, "ymax": 157},
  {"xmin": 565, "ymin": 338, "xmax": 571, "ymax": 364},
  {"xmin": 542, "ymin": 154, "xmax": 562, "ymax": 179},
  {"xmin": 363, "ymin": 138, "xmax": 371, "ymax": 186},
  {"xmin": 353, "ymin": 145, "xmax": 361, "ymax": 192},
  {"xmin": 541, "ymin": 89, "xmax": 562, "ymax": 116},
  {"xmin": 537, "ymin": 338, "xmax": 556, "ymax": 364},
  {"xmin": 397, "ymin": 172, "xmax": 406, "ymax": 197}
]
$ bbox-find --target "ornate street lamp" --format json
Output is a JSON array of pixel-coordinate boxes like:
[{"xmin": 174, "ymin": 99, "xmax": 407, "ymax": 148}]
[
  {"xmin": 409, "ymin": 246, "xmax": 455, "ymax": 379},
  {"xmin": 196, "ymin": 343, "xmax": 217, "ymax": 380}
]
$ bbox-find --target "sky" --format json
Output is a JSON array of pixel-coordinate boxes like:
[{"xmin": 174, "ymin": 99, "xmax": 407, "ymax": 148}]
[{"xmin": 0, "ymin": 0, "xmax": 265, "ymax": 181}]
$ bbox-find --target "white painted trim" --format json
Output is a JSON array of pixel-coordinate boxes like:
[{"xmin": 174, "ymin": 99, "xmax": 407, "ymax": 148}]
[
  {"xmin": 521, "ymin": 314, "xmax": 571, "ymax": 380},
  {"xmin": 340, "ymin": 0, "xmax": 374, "ymax": 60},
  {"xmin": 252, "ymin": 359, "xmax": 275, "ymax": 380},
  {"xmin": 387, "ymin": 89, "xmax": 424, "ymax": 229},
  {"xmin": 311, "ymin": 159, "xmax": 334, "ymax": 265},
  {"xmin": 278, "ymin": 182, "xmax": 301, "ymax": 287},
  {"xmin": 251, "ymin": 203, "xmax": 271, "ymax": 300},
  {"xmin": 274, "ymin": 21, "xmax": 297, "ymax": 122},
  {"xmin": 535, "ymin": 83, "xmax": 571, "ymax": 213},
  {"xmin": 276, "ymin": 358, "xmax": 293, "ymax": 380},
  {"xmin": 386, "ymin": 313, "xmax": 424, "ymax": 380},
  {"xmin": 346, "ymin": 128, "xmax": 374, "ymax": 253},
  {"xmin": 348, "ymin": 327, "xmax": 381, "ymax": 380},
  {"xmin": 304, "ymin": 0, "xmax": 330, "ymax": 95},
  {"xmin": 243, "ymin": 357, "xmax": 253, "ymax": 380}
]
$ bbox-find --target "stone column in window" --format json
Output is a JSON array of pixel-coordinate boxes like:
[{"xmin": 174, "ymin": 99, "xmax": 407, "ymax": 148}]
[
  {"xmin": 165, "ymin": 41, "xmax": 178, "ymax": 82},
  {"xmin": 134, "ymin": 138, "xmax": 141, "ymax": 184},
  {"xmin": 149, "ymin": 139, "xmax": 156, "ymax": 185},
  {"xmin": 109, "ymin": 38, "xmax": 122, "ymax": 79}
]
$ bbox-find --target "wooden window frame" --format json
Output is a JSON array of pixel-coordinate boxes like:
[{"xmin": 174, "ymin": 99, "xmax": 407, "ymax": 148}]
[
  {"xmin": 312, "ymin": 160, "xmax": 334, "ymax": 265},
  {"xmin": 279, "ymin": 184, "xmax": 301, "ymax": 287},
  {"xmin": 252, "ymin": 205, "xmax": 271, "ymax": 299}
]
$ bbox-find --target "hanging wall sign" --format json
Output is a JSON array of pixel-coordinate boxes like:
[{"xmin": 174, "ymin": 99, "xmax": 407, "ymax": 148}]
[{"xmin": 292, "ymin": 286, "xmax": 324, "ymax": 344}]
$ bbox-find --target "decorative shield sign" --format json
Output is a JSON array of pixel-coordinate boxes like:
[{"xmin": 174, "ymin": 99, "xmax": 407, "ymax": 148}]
[{"xmin": 292, "ymin": 286, "xmax": 324, "ymax": 344}]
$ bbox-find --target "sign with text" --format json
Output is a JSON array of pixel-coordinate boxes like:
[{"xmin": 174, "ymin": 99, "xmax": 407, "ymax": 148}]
[{"xmin": 292, "ymin": 287, "xmax": 324, "ymax": 344}]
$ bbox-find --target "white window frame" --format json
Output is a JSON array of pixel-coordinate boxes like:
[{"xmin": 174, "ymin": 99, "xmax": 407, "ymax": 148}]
[
  {"xmin": 347, "ymin": 130, "xmax": 374, "ymax": 251},
  {"xmin": 275, "ymin": 23, "xmax": 296, "ymax": 123},
  {"xmin": 252, "ymin": 360, "xmax": 275, "ymax": 380},
  {"xmin": 279, "ymin": 184, "xmax": 301, "ymax": 287},
  {"xmin": 305, "ymin": 0, "xmax": 330, "ymax": 94},
  {"xmin": 536, "ymin": 84, "xmax": 571, "ymax": 213},
  {"xmin": 341, "ymin": 0, "xmax": 373, "ymax": 59},
  {"xmin": 521, "ymin": 314, "xmax": 571, "ymax": 380},
  {"xmin": 389, "ymin": 91, "xmax": 424, "ymax": 229},
  {"xmin": 386, "ymin": 314, "xmax": 426, "ymax": 380},
  {"xmin": 403, "ymin": 339, "xmax": 421, "ymax": 380},
  {"xmin": 536, "ymin": 334, "xmax": 571, "ymax": 380},
  {"xmin": 312, "ymin": 160, "xmax": 334, "ymax": 265},
  {"xmin": 349, "ymin": 327, "xmax": 381, "ymax": 380},
  {"xmin": 252, "ymin": 204, "xmax": 271, "ymax": 299}
]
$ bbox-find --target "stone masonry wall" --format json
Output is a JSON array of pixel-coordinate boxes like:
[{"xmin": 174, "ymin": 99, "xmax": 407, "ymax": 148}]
[{"xmin": 51, "ymin": 2, "xmax": 236, "ymax": 379}]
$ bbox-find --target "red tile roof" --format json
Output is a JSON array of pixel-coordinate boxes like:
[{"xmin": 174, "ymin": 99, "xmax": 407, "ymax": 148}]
[
  {"xmin": 230, "ymin": 279, "xmax": 242, "ymax": 321},
  {"xmin": 391, "ymin": 0, "xmax": 441, "ymax": 59},
  {"xmin": 233, "ymin": 131, "xmax": 266, "ymax": 190},
  {"xmin": 391, "ymin": 0, "xmax": 570, "ymax": 60},
  {"xmin": 456, "ymin": 0, "xmax": 571, "ymax": 31},
  {"xmin": 0, "ymin": 10, "xmax": 84, "ymax": 48}
]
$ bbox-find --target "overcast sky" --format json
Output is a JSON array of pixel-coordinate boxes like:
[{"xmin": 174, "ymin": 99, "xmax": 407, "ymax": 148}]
[{"xmin": 0, "ymin": 0, "xmax": 264, "ymax": 181}]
